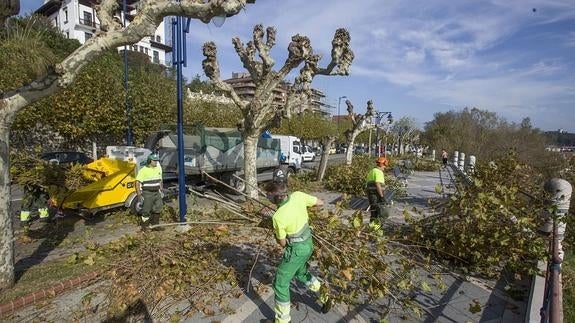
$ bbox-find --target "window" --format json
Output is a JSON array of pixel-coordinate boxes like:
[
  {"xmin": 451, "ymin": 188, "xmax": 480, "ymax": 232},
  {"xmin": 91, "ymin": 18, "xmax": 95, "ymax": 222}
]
[
  {"xmin": 85, "ymin": 32, "xmax": 93, "ymax": 41},
  {"xmin": 153, "ymin": 51, "xmax": 159, "ymax": 64},
  {"xmin": 64, "ymin": 8, "xmax": 68, "ymax": 23},
  {"xmin": 83, "ymin": 11, "xmax": 93, "ymax": 26},
  {"xmin": 139, "ymin": 46, "xmax": 144, "ymax": 52},
  {"xmin": 156, "ymin": 35, "xmax": 161, "ymax": 42},
  {"xmin": 144, "ymin": 48, "xmax": 148, "ymax": 54},
  {"xmin": 54, "ymin": 17, "xmax": 58, "ymax": 25},
  {"xmin": 132, "ymin": 45, "xmax": 138, "ymax": 51},
  {"xmin": 65, "ymin": 31, "xmax": 69, "ymax": 38}
]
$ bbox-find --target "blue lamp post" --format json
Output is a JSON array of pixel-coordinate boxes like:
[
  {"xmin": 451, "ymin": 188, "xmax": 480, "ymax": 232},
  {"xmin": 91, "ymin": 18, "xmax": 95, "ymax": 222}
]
[
  {"xmin": 171, "ymin": 11, "xmax": 193, "ymax": 225},
  {"xmin": 123, "ymin": 0, "xmax": 132, "ymax": 146}
]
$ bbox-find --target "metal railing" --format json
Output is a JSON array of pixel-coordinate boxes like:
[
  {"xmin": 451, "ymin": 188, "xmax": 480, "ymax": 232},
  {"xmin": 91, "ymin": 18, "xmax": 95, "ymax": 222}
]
[
  {"xmin": 539, "ymin": 179, "xmax": 571, "ymax": 323},
  {"xmin": 78, "ymin": 18, "xmax": 98, "ymax": 29}
]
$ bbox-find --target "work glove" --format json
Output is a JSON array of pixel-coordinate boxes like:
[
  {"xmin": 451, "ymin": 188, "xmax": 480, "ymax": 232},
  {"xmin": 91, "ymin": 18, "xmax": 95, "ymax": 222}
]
[{"xmin": 159, "ymin": 189, "xmax": 165, "ymax": 199}]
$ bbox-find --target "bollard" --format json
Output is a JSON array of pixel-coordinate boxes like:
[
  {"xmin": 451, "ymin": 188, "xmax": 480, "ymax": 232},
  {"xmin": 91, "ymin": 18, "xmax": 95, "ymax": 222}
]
[
  {"xmin": 544, "ymin": 179, "xmax": 572, "ymax": 261},
  {"xmin": 459, "ymin": 152, "xmax": 465, "ymax": 171},
  {"xmin": 431, "ymin": 149, "xmax": 436, "ymax": 161},
  {"xmin": 542, "ymin": 178, "xmax": 572, "ymax": 323},
  {"xmin": 468, "ymin": 155, "xmax": 476, "ymax": 173},
  {"xmin": 453, "ymin": 151, "xmax": 459, "ymax": 166}
]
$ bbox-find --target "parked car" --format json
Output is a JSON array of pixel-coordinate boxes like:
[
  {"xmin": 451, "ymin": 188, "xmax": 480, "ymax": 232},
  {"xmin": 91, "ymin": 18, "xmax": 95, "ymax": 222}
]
[
  {"xmin": 354, "ymin": 146, "xmax": 366, "ymax": 155},
  {"xmin": 41, "ymin": 151, "xmax": 93, "ymax": 166},
  {"xmin": 336, "ymin": 144, "xmax": 347, "ymax": 154},
  {"xmin": 301, "ymin": 145, "xmax": 316, "ymax": 162}
]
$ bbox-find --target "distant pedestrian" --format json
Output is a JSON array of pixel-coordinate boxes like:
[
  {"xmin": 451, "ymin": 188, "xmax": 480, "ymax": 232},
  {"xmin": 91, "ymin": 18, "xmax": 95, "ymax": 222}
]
[
  {"xmin": 441, "ymin": 149, "xmax": 448, "ymax": 167},
  {"xmin": 135, "ymin": 153, "xmax": 163, "ymax": 229}
]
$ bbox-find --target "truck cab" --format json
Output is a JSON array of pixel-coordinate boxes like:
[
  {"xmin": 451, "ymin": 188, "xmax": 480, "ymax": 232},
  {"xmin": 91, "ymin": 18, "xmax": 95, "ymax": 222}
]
[{"xmin": 271, "ymin": 134, "xmax": 302, "ymax": 172}]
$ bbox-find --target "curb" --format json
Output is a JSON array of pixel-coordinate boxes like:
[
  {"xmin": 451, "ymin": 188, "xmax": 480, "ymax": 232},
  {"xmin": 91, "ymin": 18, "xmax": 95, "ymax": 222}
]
[
  {"xmin": 0, "ymin": 270, "xmax": 101, "ymax": 318},
  {"xmin": 525, "ymin": 260, "xmax": 546, "ymax": 322}
]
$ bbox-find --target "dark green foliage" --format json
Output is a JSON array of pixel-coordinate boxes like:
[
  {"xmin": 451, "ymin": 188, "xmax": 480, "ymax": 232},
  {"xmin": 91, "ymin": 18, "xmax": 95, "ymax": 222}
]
[
  {"xmin": 11, "ymin": 50, "xmax": 177, "ymax": 150},
  {"xmin": 0, "ymin": 15, "xmax": 79, "ymax": 92},
  {"xmin": 272, "ymin": 111, "xmax": 336, "ymax": 141}
]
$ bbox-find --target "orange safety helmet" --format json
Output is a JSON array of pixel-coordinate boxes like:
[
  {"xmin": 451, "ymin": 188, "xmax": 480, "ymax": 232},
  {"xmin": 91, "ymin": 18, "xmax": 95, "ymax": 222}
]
[{"xmin": 376, "ymin": 156, "xmax": 389, "ymax": 167}]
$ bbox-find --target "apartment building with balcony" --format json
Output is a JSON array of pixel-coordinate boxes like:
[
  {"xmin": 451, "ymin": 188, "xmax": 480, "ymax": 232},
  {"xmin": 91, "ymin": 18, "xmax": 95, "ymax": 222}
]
[
  {"xmin": 35, "ymin": 0, "xmax": 172, "ymax": 66},
  {"xmin": 224, "ymin": 72, "xmax": 332, "ymax": 116}
]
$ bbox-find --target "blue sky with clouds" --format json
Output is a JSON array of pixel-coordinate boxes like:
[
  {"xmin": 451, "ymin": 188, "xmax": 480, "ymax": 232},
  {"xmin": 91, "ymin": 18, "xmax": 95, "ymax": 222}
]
[{"xmin": 21, "ymin": 0, "xmax": 575, "ymax": 132}]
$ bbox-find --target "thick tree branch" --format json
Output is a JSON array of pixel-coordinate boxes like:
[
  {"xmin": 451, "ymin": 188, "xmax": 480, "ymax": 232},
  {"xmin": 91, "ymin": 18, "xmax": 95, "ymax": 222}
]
[
  {"xmin": 316, "ymin": 28, "xmax": 354, "ymax": 75},
  {"xmin": 253, "ymin": 25, "xmax": 276, "ymax": 75},
  {"xmin": 202, "ymin": 42, "xmax": 248, "ymax": 110},
  {"xmin": 277, "ymin": 34, "xmax": 312, "ymax": 80},
  {"xmin": 232, "ymin": 37, "xmax": 262, "ymax": 83}
]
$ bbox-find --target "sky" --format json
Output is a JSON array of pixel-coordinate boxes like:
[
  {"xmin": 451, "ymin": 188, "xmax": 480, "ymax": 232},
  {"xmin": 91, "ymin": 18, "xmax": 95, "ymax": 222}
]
[{"xmin": 20, "ymin": 0, "xmax": 575, "ymax": 132}]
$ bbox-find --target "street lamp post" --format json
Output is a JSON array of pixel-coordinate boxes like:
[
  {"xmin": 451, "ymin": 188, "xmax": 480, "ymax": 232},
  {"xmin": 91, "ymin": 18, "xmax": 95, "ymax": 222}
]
[
  {"xmin": 122, "ymin": 0, "xmax": 132, "ymax": 146},
  {"xmin": 337, "ymin": 95, "xmax": 347, "ymax": 140},
  {"xmin": 374, "ymin": 111, "xmax": 393, "ymax": 157}
]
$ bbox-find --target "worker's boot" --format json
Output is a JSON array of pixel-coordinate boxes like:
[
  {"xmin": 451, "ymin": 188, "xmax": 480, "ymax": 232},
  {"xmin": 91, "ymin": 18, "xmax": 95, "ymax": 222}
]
[
  {"xmin": 319, "ymin": 293, "xmax": 334, "ymax": 314},
  {"xmin": 150, "ymin": 213, "xmax": 163, "ymax": 230},
  {"xmin": 140, "ymin": 216, "xmax": 151, "ymax": 231}
]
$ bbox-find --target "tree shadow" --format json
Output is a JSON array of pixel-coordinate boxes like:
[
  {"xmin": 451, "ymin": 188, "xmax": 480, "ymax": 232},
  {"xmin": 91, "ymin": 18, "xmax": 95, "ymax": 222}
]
[
  {"xmin": 102, "ymin": 298, "xmax": 153, "ymax": 323},
  {"xmin": 218, "ymin": 244, "xmax": 276, "ymax": 319},
  {"xmin": 14, "ymin": 211, "xmax": 106, "ymax": 282}
]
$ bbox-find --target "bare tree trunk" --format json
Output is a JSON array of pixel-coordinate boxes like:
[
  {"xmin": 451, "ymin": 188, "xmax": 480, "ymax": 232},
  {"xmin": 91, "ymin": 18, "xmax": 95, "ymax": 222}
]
[
  {"xmin": 316, "ymin": 136, "xmax": 335, "ymax": 181},
  {"xmin": 345, "ymin": 132, "xmax": 359, "ymax": 165},
  {"xmin": 243, "ymin": 133, "xmax": 259, "ymax": 199},
  {"xmin": 0, "ymin": 122, "xmax": 14, "ymax": 289}
]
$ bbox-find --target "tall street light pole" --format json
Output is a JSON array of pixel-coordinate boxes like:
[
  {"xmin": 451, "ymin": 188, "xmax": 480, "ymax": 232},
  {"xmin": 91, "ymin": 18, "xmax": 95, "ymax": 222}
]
[
  {"xmin": 374, "ymin": 111, "xmax": 393, "ymax": 157},
  {"xmin": 172, "ymin": 8, "xmax": 193, "ymax": 227},
  {"xmin": 122, "ymin": 0, "xmax": 132, "ymax": 146},
  {"xmin": 337, "ymin": 95, "xmax": 346, "ymax": 140}
]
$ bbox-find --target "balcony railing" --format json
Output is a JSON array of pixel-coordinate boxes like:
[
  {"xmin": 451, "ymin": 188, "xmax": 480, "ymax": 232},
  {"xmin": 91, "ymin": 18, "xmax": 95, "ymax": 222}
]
[{"xmin": 78, "ymin": 18, "xmax": 98, "ymax": 29}]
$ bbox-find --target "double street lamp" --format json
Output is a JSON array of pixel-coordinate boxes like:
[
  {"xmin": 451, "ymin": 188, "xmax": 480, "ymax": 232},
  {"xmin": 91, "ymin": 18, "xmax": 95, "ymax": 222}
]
[{"xmin": 373, "ymin": 111, "xmax": 393, "ymax": 157}]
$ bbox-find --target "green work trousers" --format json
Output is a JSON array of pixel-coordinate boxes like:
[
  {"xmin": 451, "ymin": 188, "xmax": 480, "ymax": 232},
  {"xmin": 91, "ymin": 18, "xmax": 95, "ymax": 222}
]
[
  {"xmin": 273, "ymin": 238, "xmax": 315, "ymax": 302},
  {"xmin": 367, "ymin": 188, "xmax": 390, "ymax": 222},
  {"xmin": 141, "ymin": 190, "xmax": 163, "ymax": 225},
  {"xmin": 21, "ymin": 186, "xmax": 49, "ymax": 222},
  {"xmin": 273, "ymin": 238, "xmax": 317, "ymax": 323}
]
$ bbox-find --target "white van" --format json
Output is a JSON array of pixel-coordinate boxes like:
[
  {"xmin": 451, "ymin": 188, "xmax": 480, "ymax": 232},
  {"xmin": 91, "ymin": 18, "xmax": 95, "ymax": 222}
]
[{"xmin": 271, "ymin": 135, "xmax": 302, "ymax": 171}]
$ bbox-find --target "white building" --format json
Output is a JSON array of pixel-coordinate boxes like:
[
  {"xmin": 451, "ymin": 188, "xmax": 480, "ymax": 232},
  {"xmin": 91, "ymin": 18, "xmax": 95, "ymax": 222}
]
[{"xmin": 35, "ymin": 0, "xmax": 172, "ymax": 66}]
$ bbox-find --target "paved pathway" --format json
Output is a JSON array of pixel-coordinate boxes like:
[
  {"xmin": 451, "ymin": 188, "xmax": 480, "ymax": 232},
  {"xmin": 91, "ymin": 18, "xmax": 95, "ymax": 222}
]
[{"xmin": 6, "ymin": 170, "xmax": 530, "ymax": 322}]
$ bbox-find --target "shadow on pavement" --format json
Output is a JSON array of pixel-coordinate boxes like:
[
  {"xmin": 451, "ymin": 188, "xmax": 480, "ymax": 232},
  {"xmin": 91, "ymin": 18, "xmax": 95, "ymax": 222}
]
[
  {"xmin": 396, "ymin": 196, "xmax": 431, "ymax": 209},
  {"xmin": 14, "ymin": 213, "xmax": 105, "ymax": 282},
  {"xmin": 479, "ymin": 271, "xmax": 528, "ymax": 322},
  {"xmin": 101, "ymin": 298, "xmax": 153, "ymax": 323},
  {"xmin": 218, "ymin": 244, "xmax": 276, "ymax": 320}
]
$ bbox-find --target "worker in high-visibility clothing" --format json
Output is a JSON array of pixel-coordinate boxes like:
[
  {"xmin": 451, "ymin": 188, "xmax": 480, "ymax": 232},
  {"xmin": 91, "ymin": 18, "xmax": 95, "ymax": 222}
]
[
  {"xmin": 366, "ymin": 156, "xmax": 389, "ymax": 228},
  {"xmin": 135, "ymin": 153, "xmax": 163, "ymax": 228},
  {"xmin": 265, "ymin": 181, "xmax": 332, "ymax": 323},
  {"xmin": 20, "ymin": 184, "xmax": 50, "ymax": 227}
]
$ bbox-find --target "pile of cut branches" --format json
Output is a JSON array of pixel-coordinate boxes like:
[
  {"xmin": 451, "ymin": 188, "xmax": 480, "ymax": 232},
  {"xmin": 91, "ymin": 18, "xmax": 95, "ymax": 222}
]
[
  {"xmin": 406, "ymin": 152, "xmax": 548, "ymax": 277},
  {"xmin": 91, "ymin": 185, "xmax": 441, "ymax": 321}
]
